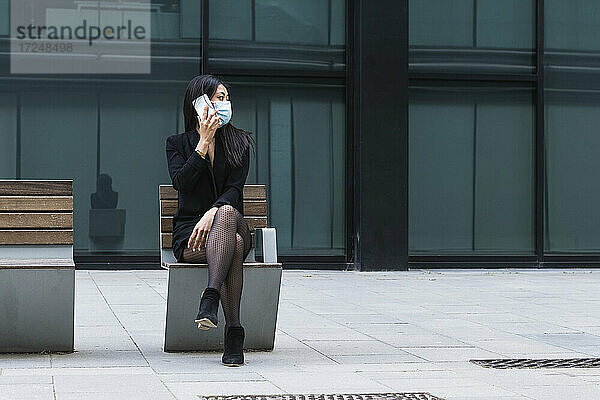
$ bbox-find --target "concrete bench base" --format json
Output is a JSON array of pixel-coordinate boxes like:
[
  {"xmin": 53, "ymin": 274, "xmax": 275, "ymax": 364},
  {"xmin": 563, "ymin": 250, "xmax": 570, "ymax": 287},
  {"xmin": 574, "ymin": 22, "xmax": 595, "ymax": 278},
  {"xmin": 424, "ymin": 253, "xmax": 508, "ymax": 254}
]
[
  {"xmin": 163, "ymin": 264, "xmax": 282, "ymax": 352},
  {"xmin": 0, "ymin": 266, "xmax": 74, "ymax": 353}
]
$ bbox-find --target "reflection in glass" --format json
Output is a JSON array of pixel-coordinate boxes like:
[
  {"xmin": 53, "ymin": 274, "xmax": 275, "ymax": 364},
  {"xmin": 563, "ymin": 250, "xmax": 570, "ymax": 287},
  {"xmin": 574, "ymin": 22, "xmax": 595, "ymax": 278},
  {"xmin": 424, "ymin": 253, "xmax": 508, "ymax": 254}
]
[
  {"xmin": 91, "ymin": 173, "xmax": 118, "ymax": 209},
  {"xmin": 90, "ymin": 173, "xmax": 126, "ymax": 251},
  {"xmin": 409, "ymin": 84, "xmax": 535, "ymax": 254}
]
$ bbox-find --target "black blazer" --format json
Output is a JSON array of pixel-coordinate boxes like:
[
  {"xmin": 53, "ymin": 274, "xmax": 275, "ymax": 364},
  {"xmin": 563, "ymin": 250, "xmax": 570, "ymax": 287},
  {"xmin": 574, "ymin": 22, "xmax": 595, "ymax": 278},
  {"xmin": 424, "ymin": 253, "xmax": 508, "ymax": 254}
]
[{"xmin": 165, "ymin": 130, "xmax": 250, "ymax": 262}]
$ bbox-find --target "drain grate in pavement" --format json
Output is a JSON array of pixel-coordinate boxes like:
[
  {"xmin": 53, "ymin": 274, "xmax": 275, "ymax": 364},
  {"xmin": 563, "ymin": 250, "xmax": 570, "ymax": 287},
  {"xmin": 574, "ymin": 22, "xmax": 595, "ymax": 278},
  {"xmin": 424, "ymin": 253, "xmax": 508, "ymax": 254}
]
[
  {"xmin": 470, "ymin": 358, "xmax": 600, "ymax": 369},
  {"xmin": 198, "ymin": 393, "xmax": 444, "ymax": 400}
]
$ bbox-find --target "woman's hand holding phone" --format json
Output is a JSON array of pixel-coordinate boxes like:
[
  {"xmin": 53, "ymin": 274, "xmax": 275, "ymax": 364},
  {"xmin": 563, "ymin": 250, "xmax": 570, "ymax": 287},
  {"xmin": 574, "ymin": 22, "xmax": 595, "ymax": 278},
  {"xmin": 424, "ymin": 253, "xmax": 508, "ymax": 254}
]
[{"xmin": 196, "ymin": 106, "xmax": 221, "ymax": 150}]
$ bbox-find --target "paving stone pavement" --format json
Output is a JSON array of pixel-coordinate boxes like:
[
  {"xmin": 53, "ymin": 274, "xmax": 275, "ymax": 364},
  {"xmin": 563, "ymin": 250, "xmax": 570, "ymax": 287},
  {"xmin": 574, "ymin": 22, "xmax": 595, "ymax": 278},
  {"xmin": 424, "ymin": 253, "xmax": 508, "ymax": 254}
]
[{"xmin": 2, "ymin": 269, "xmax": 600, "ymax": 399}]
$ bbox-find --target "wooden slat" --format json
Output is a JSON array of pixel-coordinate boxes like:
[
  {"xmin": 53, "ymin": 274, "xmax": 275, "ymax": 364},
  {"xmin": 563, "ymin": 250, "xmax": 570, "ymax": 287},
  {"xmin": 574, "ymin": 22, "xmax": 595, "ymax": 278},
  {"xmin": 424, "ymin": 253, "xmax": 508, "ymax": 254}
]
[
  {"xmin": 160, "ymin": 185, "xmax": 178, "ymax": 200},
  {"xmin": 161, "ymin": 231, "xmax": 255, "ymax": 249},
  {"xmin": 244, "ymin": 185, "xmax": 266, "ymax": 200},
  {"xmin": 161, "ymin": 216, "xmax": 266, "ymax": 233},
  {"xmin": 161, "ymin": 200, "xmax": 178, "ymax": 216},
  {"xmin": 245, "ymin": 216, "xmax": 267, "ymax": 230},
  {"xmin": 0, "ymin": 258, "xmax": 75, "ymax": 269},
  {"xmin": 244, "ymin": 200, "xmax": 267, "ymax": 216},
  {"xmin": 161, "ymin": 217, "xmax": 173, "ymax": 232},
  {"xmin": 161, "ymin": 200, "xmax": 266, "ymax": 218},
  {"xmin": 0, "ymin": 230, "xmax": 73, "ymax": 245},
  {"xmin": 161, "ymin": 233, "xmax": 172, "ymax": 248},
  {"xmin": 159, "ymin": 184, "xmax": 266, "ymax": 200},
  {"xmin": 0, "ymin": 196, "xmax": 73, "ymax": 212},
  {"xmin": 0, "ymin": 213, "xmax": 73, "ymax": 229},
  {"xmin": 0, "ymin": 180, "xmax": 72, "ymax": 196}
]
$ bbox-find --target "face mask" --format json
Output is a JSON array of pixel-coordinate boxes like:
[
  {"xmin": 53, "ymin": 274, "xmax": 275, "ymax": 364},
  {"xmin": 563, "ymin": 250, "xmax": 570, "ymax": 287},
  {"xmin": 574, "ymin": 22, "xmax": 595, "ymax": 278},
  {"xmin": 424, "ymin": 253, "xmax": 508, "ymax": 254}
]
[{"xmin": 212, "ymin": 100, "xmax": 232, "ymax": 126}]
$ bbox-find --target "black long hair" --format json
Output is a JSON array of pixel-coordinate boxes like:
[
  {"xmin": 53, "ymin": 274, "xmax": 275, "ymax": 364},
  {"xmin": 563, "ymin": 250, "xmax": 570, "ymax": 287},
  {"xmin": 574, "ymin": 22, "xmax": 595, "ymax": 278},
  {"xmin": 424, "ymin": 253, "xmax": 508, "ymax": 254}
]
[{"xmin": 183, "ymin": 74, "xmax": 255, "ymax": 168}]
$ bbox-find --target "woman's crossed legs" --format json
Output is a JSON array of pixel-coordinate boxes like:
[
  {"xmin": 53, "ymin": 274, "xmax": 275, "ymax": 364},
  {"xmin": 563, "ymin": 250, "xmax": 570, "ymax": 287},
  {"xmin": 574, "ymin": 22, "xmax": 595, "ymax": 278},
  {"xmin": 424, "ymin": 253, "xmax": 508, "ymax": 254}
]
[{"xmin": 181, "ymin": 205, "xmax": 252, "ymax": 330}]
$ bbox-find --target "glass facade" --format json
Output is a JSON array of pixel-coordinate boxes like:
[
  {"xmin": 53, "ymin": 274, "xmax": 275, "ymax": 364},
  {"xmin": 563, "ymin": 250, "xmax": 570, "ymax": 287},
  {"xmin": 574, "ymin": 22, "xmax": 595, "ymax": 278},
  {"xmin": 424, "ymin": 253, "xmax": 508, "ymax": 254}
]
[
  {"xmin": 10, "ymin": 0, "xmax": 600, "ymax": 267},
  {"xmin": 408, "ymin": 0, "xmax": 600, "ymax": 262},
  {"xmin": 0, "ymin": 0, "xmax": 346, "ymax": 264}
]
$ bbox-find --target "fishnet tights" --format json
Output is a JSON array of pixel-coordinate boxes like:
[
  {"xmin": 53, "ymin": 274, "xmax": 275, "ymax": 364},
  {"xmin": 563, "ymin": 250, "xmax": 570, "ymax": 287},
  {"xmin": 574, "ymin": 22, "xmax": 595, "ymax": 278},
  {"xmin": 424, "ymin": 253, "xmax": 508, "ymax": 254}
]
[{"xmin": 181, "ymin": 205, "xmax": 252, "ymax": 329}]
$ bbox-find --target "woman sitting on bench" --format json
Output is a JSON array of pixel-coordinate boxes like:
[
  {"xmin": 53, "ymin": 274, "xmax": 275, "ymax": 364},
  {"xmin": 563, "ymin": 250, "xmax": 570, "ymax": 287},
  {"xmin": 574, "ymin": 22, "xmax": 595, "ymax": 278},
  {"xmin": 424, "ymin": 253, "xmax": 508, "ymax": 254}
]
[{"xmin": 165, "ymin": 74, "xmax": 256, "ymax": 367}]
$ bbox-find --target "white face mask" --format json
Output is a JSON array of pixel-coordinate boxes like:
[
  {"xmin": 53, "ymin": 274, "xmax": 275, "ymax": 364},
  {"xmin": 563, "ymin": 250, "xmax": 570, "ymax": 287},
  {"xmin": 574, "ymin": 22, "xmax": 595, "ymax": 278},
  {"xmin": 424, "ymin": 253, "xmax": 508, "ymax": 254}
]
[{"xmin": 212, "ymin": 100, "xmax": 232, "ymax": 126}]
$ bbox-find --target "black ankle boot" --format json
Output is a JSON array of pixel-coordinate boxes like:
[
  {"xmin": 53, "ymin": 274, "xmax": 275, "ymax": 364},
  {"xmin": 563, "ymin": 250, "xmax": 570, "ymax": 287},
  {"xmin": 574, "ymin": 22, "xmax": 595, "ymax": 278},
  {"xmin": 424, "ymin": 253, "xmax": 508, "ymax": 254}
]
[
  {"xmin": 195, "ymin": 287, "xmax": 220, "ymax": 329},
  {"xmin": 222, "ymin": 326, "xmax": 245, "ymax": 366}
]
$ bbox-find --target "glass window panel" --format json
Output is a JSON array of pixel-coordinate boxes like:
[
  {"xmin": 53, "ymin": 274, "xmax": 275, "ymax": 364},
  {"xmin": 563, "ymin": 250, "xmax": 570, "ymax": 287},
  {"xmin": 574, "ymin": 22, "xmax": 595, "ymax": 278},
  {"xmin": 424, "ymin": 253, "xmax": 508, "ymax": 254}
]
[
  {"xmin": 476, "ymin": 0, "xmax": 535, "ymax": 49},
  {"xmin": 210, "ymin": 0, "xmax": 252, "ymax": 40},
  {"xmin": 292, "ymin": 99, "xmax": 333, "ymax": 249},
  {"xmin": 0, "ymin": 0, "xmax": 8, "ymax": 36},
  {"xmin": 545, "ymin": 92, "xmax": 600, "ymax": 252},
  {"xmin": 98, "ymin": 92, "xmax": 174, "ymax": 252},
  {"xmin": 151, "ymin": 0, "xmax": 202, "ymax": 79},
  {"xmin": 409, "ymin": 84, "xmax": 535, "ymax": 254},
  {"xmin": 209, "ymin": 0, "xmax": 345, "ymax": 75},
  {"xmin": 222, "ymin": 79, "xmax": 346, "ymax": 257},
  {"xmin": 151, "ymin": 3, "xmax": 181, "ymax": 40},
  {"xmin": 330, "ymin": 0, "xmax": 346, "ymax": 46},
  {"xmin": 409, "ymin": 0, "xmax": 474, "ymax": 47},
  {"xmin": 475, "ymin": 99, "xmax": 535, "ymax": 252},
  {"xmin": 0, "ymin": 93, "xmax": 17, "ymax": 177},
  {"xmin": 409, "ymin": 0, "xmax": 535, "ymax": 75},
  {"xmin": 410, "ymin": 97, "xmax": 475, "ymax": 252},
  {"xmin": 255, "ymin": 0, "xmax": 329, "ymax": 45},
  {"xmin": 180, "ymin": 0, "xmax": 202, "ymax": 39},
  {"xmin": 546, "ymin": 0, "xmax": 600, "ymax": 51},
  {"xmin": 545, "ymin": 0, "xmax": 600, "ymax": 93},
  {"xmin": 20, "ymin": 92, "xmax": 98, "ymax": 252},
  {"xmin": 544, "ymin": 0, "xmax": 600, "ymax": 253}
]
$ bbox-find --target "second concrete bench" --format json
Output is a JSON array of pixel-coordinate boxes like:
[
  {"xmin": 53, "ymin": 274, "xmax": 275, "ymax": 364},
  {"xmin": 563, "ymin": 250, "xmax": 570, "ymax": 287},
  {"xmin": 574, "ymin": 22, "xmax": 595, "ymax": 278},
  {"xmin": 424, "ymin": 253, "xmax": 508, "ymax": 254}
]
[{"xmin": 0, "ymin": 179, "xmax": 75, "ymax": 353}]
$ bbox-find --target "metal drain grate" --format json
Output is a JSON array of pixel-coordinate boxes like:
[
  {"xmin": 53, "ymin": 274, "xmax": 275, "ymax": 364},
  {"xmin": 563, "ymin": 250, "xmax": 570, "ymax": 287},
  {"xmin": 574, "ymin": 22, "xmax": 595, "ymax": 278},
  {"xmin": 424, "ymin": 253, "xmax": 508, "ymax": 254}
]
[
  {"xmin": 470, "ymin": 358, "xmax": 600, "ymax": 369},
  {"xmin": 198, "ymin": 393, "xmax": 444, "ymax": 400}
]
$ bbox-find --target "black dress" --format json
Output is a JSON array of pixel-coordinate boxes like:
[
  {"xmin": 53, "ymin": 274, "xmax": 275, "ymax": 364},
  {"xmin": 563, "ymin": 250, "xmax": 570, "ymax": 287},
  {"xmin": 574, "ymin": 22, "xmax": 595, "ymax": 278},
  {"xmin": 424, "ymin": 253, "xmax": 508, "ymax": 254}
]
[{"xmin": 165, "ymin": 130, "xmax": 250, "ymax": 263}]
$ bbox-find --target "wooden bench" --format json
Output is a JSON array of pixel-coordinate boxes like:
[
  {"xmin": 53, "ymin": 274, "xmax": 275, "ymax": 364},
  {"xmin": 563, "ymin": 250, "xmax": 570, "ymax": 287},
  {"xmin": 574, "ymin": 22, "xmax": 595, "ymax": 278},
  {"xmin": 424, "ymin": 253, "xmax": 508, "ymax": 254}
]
[
  {"xmin": 159, "ymin": 184, "xmax": 282, "ymax": 352},
  {"xmin": 0, "ymin": 180, "xmax": 75, "ymax": 353}
]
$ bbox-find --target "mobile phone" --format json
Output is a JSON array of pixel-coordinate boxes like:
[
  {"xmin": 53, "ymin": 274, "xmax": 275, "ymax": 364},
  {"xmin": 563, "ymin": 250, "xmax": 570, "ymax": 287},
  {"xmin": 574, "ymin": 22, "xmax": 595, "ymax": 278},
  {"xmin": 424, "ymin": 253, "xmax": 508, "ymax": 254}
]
[{"xmin": 192, "ymin": 94, "xmax": 215, "ymax": 120}]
